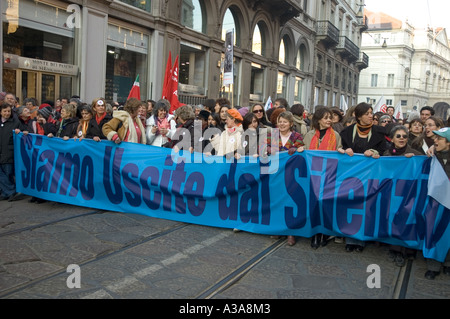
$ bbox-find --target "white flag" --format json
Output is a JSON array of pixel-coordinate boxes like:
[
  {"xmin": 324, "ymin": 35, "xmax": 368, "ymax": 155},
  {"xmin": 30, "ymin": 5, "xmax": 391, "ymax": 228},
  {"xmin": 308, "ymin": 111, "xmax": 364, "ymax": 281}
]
[
  {"xmin": 340, "ymin": 95, "xmax": 348, "ymax": 113},
  {"xmin": 373, "ymin": 95, "xmax": 387, "ymax": 113},
  {"xmin": 393, "ymin": 101, "xmax": 403, "ymax": 120},
  {"xmin": 264, "ymin": 96, "xmax": 273, "ymax": 111}
]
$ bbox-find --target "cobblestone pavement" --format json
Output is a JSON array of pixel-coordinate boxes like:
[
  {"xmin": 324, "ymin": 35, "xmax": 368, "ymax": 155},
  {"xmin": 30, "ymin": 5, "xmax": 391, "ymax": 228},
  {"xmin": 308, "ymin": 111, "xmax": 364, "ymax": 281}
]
[{"xmin": 1, "ymin": 197, "xmax": 450, "ymax": 300}]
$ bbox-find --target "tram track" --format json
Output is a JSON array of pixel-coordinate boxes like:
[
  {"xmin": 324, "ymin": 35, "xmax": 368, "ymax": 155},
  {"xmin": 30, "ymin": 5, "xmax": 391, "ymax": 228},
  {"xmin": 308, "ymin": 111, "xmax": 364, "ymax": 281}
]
[
  {"xmin": 195, "ymin": 237, "xmax": 287, "ymax": 299},
  {"xmin": 1, "ymin": 202, "xmax": 418, "ymax": 299},
  {"xmin": 0, "ymin": 219, "xmax": 188, "ymax": 298},
  {"xmin": 0, "ymin": 210, "xmax": 103, "ymax": 238}
]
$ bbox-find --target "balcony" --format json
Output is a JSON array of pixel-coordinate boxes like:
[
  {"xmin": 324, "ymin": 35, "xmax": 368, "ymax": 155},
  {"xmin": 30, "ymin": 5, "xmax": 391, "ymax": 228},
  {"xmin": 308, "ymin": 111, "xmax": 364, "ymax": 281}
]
[
  {"xmin": 316, "ymin": 21, "xmax": 340, "ymax": 48},
  {"xmin": 247, "ymin": 0, "xmax": 302, "ymax": 23},
  {"xmin": 336, "ymin": 36, "xmax": 360, "ymax": 62},
  {"xmin": 356, "ymin": 52, "xmax": 369, "ymax": 70},
  {"xmin": 359, "ymin": 16, "xmax": 369, "ymax": 32}
]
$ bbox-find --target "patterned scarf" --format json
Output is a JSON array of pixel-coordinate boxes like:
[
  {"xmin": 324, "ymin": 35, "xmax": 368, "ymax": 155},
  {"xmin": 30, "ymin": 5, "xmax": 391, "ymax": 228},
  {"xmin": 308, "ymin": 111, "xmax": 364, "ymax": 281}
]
[
  {"xmin": 356, "ymin": 123, "xmax": 373, "ymax": 136},
  {"xmin": 310, "ymin": 127, "xmax": 337, "ymax": 150}
]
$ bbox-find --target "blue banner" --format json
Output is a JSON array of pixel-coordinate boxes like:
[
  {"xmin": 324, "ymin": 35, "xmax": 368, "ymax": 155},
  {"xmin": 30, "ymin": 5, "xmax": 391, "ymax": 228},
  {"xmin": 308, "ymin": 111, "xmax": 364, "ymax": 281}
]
[{"xmin": 13, "ymin": 133, "xmax": 450, "ymax": 262}]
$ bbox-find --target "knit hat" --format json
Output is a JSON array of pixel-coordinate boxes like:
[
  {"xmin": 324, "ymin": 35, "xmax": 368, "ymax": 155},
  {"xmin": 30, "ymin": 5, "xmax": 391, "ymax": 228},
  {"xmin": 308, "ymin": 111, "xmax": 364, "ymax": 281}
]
[
  {"xmin": 38, "ymin": 106, "xmax": 52, "ymax": 120},
  {"xmin": 39, "ymin": 103, "xmax": 51, "ymax": 110},
  {"xmin": 227, "ymin": 108, "xmax": 243, "ymax": 122},
  {"xmin": 433, "ymin": 127, "xmax": 450, "ymax": 142}
]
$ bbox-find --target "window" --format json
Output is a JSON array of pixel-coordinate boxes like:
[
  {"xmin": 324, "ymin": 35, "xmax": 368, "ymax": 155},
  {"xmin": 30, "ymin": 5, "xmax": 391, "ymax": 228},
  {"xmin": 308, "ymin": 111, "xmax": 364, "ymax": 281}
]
[
  {"xmin": 294, "ymin": 77, "xmax": 303, "ymax": 104},
  {"xmin": 105, "ymin": 24, "xmax": 149, "ymax": 102},
  {"xmin": 181, "ymin": 0, "xmax": 205, "ymax": 34},
  {"xmin": 252, "ymin": 23, "xmax": 264, "ymax": 56},
  {"xmin": 222, "ymin": 8, "xmax": 239, "ymax": 46},
  {"xmin": 250, "ymin": 63, "xmax": 264, "ymax": 101},
  {"xmin": 387, "ymin": 74, "xmax": 394, "ymax": 87},
  {"xmin": 179, "ymin": 42, "xmax": 206, "ymax": 95},
  {"xmin": 277, "ymin": 72, "xmax": 288, "ymax": 98},
  {"xmin": 371, "ymin": 74, "xmax": 378, "ymax": 87},
  {"xmin": 119, "ymin": 0, "xmax": 151, "ymax": 12},
  {"xmin": 296, "ymin": 45, "xmax": 307, "ymax": 71},
  {"xmin": 386, "ymin": 99, "xmax": 393, "ymax": 106},
  {"xmin": 279, "ymin": 38, "xmax": 287, "ymax": 64}
]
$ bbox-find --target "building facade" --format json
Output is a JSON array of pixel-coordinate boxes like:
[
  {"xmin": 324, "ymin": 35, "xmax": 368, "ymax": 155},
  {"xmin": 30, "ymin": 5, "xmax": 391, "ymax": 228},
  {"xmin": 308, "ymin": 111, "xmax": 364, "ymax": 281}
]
[
  {"xmin": 359, "ymin": 10, "xmax": 450, "ymax": 114},
  {"xmin": 2, "ymin": 0, "xmax": 367, "ymax": 111},
  {"xmin": 313, "ymin": 0, "xmax": 368, "ymax": 110}
]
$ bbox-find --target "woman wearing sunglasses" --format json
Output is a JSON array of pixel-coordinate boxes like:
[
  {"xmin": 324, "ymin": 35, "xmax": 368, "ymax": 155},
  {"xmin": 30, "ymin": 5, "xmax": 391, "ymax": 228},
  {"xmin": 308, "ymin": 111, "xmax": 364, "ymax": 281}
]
[
  {"xmin": 383, "ymin": 125, "xmax": 421, "ymax": 266},
  {"xmin": 249, "ymin": 104, "xmax": 272, "ymax": 128}
]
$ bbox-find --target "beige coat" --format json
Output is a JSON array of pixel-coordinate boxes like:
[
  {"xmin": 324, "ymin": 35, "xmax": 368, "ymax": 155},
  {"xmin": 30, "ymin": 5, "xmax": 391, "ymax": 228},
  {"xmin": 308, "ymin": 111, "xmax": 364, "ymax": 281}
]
[
  {"xmin": 102, "ymin": 111, "xmax": 147, "ymax": 144},
  {"xmin": 211, "ymin": 125, "xmax": 244, "ymax": 156}
]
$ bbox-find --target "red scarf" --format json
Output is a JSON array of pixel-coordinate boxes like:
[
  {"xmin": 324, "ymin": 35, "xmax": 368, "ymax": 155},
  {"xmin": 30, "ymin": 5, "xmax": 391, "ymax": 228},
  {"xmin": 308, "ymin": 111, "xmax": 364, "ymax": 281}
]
[
  {"xmin": 36, "ymin": 122, "xmax": 45, "ymax": 136},
  {"xmin": 96, "ymin": 112, "xmax": 107, "ymax": 125},
  {"xmin": 310, "ymin": 127, "xmax": 337, "ymax": 150}
]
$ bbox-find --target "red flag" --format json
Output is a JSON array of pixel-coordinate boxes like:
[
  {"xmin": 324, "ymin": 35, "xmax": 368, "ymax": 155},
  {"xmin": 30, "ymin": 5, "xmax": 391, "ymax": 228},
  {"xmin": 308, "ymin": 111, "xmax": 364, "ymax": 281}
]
[
  {"xmin": 167, "ymin": 55, "xmax": 184, "ymax": 114},
  {"xmin": 127, "ymin": 74, "xmax": 141, "ymax": 100},
  {"xmin": 162, "ymin": 52, "xmax": 172, "ymax": 100}
]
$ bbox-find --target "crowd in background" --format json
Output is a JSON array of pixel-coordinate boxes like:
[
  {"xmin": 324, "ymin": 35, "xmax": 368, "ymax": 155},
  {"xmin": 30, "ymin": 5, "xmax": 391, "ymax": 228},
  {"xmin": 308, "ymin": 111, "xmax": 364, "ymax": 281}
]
[{"xmin": 1, "ymin": 91, "xmax": 449, "ymax": 280}]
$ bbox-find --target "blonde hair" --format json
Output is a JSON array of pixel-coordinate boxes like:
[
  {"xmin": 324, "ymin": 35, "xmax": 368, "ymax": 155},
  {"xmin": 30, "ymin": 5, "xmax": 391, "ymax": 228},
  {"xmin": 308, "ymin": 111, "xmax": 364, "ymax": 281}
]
[{"xmin": 62, "ymin": 103, "xmax": 76, "ymax": 118}]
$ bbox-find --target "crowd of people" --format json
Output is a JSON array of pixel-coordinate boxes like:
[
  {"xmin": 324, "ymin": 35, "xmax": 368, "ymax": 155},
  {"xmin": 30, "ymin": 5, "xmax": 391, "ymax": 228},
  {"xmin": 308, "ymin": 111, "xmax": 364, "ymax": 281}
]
[{"xmin": 1, "ymin": 91, "xmax": 449, "ymax": 280}]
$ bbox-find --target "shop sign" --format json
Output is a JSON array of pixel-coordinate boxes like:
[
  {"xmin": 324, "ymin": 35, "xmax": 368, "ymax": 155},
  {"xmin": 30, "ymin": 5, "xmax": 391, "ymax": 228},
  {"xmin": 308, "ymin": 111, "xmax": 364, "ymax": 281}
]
[{"xmin": 18, "ymin": 56, "xmax": 78, "ymax": 76}]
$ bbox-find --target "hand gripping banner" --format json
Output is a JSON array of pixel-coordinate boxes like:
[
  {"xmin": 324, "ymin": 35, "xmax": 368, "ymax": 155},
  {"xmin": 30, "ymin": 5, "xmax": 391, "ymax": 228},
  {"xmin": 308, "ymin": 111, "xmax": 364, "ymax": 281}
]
[{"xmin": 14, "ymin": 133, "xmax": 450, "ymax": 262}]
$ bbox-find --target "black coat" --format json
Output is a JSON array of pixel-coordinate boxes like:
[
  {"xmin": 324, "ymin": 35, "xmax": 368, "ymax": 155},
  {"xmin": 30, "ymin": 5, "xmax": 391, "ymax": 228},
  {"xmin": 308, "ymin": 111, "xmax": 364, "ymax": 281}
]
[
  {"xmin": 340, "ymin": 123, "xmax": 387, "ymax": 155},
  {"xmin": 27, "ymin": 119, "xmax": 57, "ymax": 136},
  {"xmin": 85, "ymin": 114, "xmax": 113, "ymax": 140},
  {"xmin": 437, "ymin": 151, "xmax": 450, "ymax": 179},
  {"xmin": 0, "ymin": 116, "xmax": 21, "ymax": 164},
  {"xmin": 56, "ymin": 117, "xmax": 79, "ymax": 138}
]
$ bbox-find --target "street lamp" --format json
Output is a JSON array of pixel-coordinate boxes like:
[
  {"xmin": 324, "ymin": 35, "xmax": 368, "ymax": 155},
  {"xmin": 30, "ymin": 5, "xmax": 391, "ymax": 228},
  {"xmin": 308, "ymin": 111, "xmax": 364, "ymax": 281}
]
[{"xmin": 356, "ymin": 0, "xmax": 365, "ymax": 19}]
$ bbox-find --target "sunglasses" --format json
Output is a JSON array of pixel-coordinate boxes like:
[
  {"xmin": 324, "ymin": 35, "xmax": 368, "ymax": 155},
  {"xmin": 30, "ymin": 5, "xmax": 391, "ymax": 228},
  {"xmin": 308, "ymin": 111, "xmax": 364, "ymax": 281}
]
[
  {"xmin": 395, "ymin": 134, "xmax": 408, "ymax": 139},
  {"xmin": 253, "ymin": 109, "xmax": 263, "ymax": 114},
  {"xmin": 382, "ymin": 120, "xmax": 391, "ymax": 123}
]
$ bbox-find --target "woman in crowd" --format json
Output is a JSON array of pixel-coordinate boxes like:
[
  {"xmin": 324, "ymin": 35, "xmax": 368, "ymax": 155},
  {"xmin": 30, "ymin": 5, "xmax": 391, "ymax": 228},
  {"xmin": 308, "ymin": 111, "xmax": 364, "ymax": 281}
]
[
  {"xmin": 211, "ymin": 108, "xmax": 244, "ymax": 158},
  {"xmin": 407, "ymin": 118, "xmax": 423, "ymax": 145},
  {"xmin": 291, "ymin": 104, "xmax": 308, "ymax": 135},
  {"xmin": 146, "ymin": 100, "xmax": 177, "ymax": 147},
  {"xmin": 76, "ymin": 105, "xmax": 94, "ymax": 139},
  {"xmin": 338, "ymin": 102, "xmax": 386, "ymax": 252},
  {"xmin": 330, "ymin": 107, "xmax": 344, "ymax": 133},
  {"xmin": 424, "ymin": 127, "xmax": 450, "ymax": 279},
  {"xmin": 49, "ymin": 104, "xmax": 79, "ymax": 140},
  {"xmin": 267, "ymin": 111, "xmax": 305, "ymax": 246},
  {"xmin": 169, "ymin": 105, "xmax": 196, "ymax": 153},
  {"xmin": 297, "ymin": 106, "xmax": 342, "ymax": 249},
  {"xmin": 102, "ymin": 98, "xmax": 147, "ymax": 145},
  {"xmin": 27, "ymin": 106, "xmax": 57, "ymax": 137},
  {"xmin": 238, "ymin": 112, "xmax": 261, "ymax": 158},
  {"xmin": 217, "ymin": 105, "xmax": 231, "ymax": 131},
  {"xmin": 0, "ymin": 103, "xmax": 21, "ymax": 201},
  {"xmin": 208, "ymin": 112, "xmax": 221, "ymax": 130},
  {"xmin": 383, "ymin": 125, "xmax": 421, "ymax": 266},
  {"xmin": 378, "ymin": 115, "xmax": 392, "ymax": 127},
  {"xmin": 249, "ymin": 103, "xmax": 272, "ymax": 128},
  {"xmin": 86, "ymin": 98, "xmax": 112, "ymax": 141},
  {"xmin": 411, "ymin": 116, "xmax": 444, "ymax": 155},
  {"xmin": 373, "ymin": 112, "xmax": 384, "ymax": 126},
  {"xmin": 16, "ymin": 106, "xmax": 32, "ymax": 130}
]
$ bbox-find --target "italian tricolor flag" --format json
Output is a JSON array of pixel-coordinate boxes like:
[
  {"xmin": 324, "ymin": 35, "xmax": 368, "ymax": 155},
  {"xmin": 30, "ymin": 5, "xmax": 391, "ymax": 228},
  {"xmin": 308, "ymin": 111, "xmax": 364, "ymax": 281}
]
[{"xmin": 127, "ymin": 75, "xmax": 141, "ymax": 100}]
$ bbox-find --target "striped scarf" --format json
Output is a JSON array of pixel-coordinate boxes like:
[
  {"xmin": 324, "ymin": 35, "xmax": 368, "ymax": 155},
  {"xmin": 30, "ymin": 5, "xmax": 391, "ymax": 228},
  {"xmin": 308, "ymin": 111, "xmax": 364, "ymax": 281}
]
[{"xmin": 310, "ymin": 127, "xmax": 337, "ymax": 150}]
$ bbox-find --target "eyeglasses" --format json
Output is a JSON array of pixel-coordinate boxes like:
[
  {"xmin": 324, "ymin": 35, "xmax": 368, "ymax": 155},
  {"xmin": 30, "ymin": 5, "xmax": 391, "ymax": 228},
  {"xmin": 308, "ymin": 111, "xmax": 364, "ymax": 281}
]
[
  {"xmin": 395, "ymin": 134, "xmax": 408, "ymax": 139},
  {"xmin": 253, "ymin": 109, "xmax": 263, "ymax": 114},
  {"xmin": 382, "ymin": 120, "xmax": 391, "ymax": 124}
]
